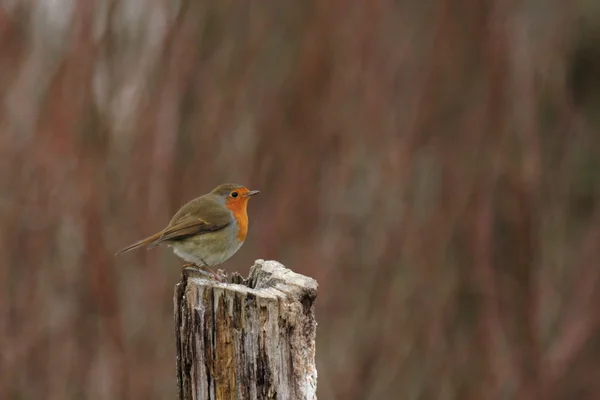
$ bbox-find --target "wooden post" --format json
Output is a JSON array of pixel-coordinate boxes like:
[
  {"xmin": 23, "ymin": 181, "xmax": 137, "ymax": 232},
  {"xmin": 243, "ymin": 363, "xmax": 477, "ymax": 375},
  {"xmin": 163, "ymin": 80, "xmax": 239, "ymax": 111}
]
[{"xmin": 174, "ymin": 259, "xmax": 318, "ymax": 400}]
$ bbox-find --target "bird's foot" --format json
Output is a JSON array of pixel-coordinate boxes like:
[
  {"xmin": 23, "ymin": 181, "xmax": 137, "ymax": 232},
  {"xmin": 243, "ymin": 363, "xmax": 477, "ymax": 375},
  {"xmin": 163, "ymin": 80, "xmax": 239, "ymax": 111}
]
[
  {"xmin": 200, "ymin": 265, "xmax": 223, "ymax": 282},
  {"xmin": 181, "ymin": 263, "xmax": 222, "ymax": 282},
  {"xmin": 182, "ymin": 264, "xmax": 212, "ymax": 279}
]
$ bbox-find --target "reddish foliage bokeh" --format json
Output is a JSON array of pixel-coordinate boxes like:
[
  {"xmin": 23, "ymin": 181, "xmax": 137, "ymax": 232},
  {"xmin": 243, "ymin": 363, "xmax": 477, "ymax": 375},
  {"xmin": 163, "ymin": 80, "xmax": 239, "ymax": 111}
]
[{"xmin": 2, "ymin": 1, "xmax": 600, "ymax": 399}]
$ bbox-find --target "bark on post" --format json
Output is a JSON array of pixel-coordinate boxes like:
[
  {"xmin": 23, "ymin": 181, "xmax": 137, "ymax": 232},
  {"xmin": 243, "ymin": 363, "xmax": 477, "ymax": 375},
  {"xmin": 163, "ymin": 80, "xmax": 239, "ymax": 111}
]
[{"xmin": 174, "ymin": 259, "xmax": 318, "ymax": 400}]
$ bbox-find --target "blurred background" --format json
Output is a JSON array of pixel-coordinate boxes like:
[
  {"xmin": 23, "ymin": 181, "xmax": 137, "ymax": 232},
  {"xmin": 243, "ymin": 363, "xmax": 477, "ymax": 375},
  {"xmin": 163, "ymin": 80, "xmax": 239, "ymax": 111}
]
[{"xmin": 1, "ymin": 0, "xmax": 600, "ymax": 399}]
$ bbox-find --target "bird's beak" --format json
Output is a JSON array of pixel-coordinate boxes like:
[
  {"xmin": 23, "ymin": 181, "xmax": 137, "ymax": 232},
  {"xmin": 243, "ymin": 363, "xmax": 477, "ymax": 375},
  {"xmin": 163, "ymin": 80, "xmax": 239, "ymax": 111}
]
[{"xmin": 244, "ymin": 190, "xmax": 260, "ymax": 197}]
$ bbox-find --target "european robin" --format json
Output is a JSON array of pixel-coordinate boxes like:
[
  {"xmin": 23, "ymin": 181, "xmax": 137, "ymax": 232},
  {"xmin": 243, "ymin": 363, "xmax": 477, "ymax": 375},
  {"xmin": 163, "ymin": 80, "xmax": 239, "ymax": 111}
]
[{"xmin": 115, "ymin": 183, "xmax": 259, "ymax": 280}]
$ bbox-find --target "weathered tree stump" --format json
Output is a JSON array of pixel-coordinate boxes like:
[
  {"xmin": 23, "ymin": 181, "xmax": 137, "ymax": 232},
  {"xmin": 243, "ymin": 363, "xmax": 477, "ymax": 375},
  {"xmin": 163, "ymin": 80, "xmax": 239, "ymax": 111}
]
[{"xmin": 174, "ymin": 259, "xmax": 318, "ymax": 400}]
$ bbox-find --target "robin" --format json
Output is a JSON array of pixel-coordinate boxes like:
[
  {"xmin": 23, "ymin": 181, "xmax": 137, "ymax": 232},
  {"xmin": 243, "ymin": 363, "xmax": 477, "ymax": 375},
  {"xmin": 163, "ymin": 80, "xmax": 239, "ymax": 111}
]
[{"xmin": 115, "ymin": 183, "xmax": 259, "ymax": 280}]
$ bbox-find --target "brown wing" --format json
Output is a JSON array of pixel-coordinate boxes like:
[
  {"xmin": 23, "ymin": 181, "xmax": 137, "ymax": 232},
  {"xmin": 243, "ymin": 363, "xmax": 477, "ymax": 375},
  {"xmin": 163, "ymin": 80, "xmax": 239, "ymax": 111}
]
[
  {"xmin": 150, "ymin": 194, "xmax": 232, "ymax": 246},
  {"xmin": 152, "ymin": 215, "xmax": 227, "ymax": 244},
  {"xmin": 115, "ymin": 216, "xmax": 228, "ymax": 254},
  {"xmin": 114, "ymin": 194, "xmax": 231, "ymax": 255}
]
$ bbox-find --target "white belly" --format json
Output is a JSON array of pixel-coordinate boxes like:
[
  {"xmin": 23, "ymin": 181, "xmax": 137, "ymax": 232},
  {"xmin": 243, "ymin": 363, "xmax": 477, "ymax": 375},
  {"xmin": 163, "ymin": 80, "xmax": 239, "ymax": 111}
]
[{"xmin": 169, "ymin": 230, "xmax": 244, "ymax": 267}]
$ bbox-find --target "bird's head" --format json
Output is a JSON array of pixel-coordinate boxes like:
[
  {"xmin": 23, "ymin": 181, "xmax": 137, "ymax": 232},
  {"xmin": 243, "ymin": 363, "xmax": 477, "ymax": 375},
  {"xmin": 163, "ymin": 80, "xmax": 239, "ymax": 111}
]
[{"xmin": 211, "ymin": 183, "xmax": 259, "ymax": 211}]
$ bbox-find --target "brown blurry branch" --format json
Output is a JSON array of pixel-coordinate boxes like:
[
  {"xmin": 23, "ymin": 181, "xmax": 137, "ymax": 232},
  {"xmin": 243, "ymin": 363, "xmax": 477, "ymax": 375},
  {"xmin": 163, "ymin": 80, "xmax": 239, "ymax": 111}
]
[{"xmin": 546, "ymin": 208, "xmax": 600, "ymax": 383}]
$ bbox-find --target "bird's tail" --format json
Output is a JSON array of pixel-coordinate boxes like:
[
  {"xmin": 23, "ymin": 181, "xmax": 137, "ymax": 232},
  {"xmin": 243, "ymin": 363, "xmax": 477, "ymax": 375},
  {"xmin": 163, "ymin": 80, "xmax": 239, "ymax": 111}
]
[{"xmin": 114, "ymin": 231, "xmax": 164, "ymax": 256}]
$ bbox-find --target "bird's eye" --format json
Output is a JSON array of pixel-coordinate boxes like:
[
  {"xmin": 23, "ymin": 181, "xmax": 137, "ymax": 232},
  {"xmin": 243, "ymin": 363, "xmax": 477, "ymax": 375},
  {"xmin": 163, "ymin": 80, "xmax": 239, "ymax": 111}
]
[{"xmin": 231, "ymin": 191, "xmax": 239, "ymax": 198}]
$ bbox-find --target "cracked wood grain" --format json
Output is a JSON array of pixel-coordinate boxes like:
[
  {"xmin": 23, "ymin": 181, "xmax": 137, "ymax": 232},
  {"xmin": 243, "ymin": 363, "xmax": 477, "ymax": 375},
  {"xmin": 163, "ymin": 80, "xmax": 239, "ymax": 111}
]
[{"xmin": 175, "ymin": 260, "xmax": 318, "ymax": 400}]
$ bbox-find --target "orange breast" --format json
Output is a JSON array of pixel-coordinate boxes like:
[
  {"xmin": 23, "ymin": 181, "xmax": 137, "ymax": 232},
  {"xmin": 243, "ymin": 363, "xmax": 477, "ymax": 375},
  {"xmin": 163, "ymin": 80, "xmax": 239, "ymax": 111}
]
[{"xmin": 226, "ymin": 198, "xmax": 249, "ymax": 241}]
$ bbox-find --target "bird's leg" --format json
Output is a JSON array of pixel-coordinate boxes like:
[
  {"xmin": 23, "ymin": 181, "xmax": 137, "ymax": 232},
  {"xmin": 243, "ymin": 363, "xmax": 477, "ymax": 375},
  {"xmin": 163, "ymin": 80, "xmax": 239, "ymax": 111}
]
[
  {"xmin": 181, "ymin": 262, "xmax": 201, "ymax": 273},
  {"xmin": 181, "ymin": 263, "xmax": 214, "ymax": 281},
  {"xmin": 181, "ymin": 263, "xmax": 213, "ymax": 279},
  {"xmin": 180, "ymin": 260, "xmax": 222, "ymax": 282},
  {"xmin": 197, "ymin": 259, "xmax": 223, "ymax": 282}
]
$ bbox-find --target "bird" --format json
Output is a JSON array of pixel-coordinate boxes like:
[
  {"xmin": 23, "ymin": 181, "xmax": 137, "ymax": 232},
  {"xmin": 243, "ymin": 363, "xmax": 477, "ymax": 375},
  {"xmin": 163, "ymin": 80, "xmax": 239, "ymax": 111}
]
[{"xmin": 115, "ymin": 183, "xmax": 259, "ymax": 280}]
